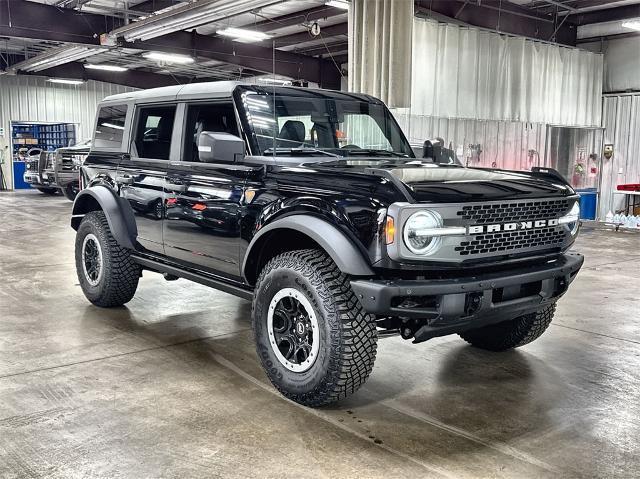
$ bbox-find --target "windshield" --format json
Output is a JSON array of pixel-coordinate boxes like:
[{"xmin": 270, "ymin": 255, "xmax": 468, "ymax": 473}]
[{"xmin": 236, "ymin": 88, "xmax": 414, "ymax": 158}]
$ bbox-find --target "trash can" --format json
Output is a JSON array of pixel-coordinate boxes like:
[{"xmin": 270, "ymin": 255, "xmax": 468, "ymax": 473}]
[{"xmin": 576, "ymin": 188, "xmax": 597, "ymax": 220}]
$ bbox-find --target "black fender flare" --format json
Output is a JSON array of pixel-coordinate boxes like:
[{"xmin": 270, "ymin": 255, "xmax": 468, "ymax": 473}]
[
  {"xmin": 242, "ymin": 215, "xmax": 375, "ymax": 281},
  {"xmin": 71, "ymin": 185, "xmax": 138, "ymax": 250}
]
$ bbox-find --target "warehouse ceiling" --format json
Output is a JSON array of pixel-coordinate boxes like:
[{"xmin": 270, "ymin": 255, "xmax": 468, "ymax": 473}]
[
  {"xmin": 0, "ymin": 0, "xmax": 349, "ymax": 88},
  {"xmin": 0, "ymin": 0, "xmax": 638, "ymax": 88}
]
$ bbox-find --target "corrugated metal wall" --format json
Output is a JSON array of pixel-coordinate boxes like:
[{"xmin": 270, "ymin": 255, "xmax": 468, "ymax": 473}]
[
  {"xmin": 600, "ymin": 94, "xmax": 640, "ymax": 218},
  {"xmin": 392, "ymin": 110, "xmax": 547, "ymax": 170},
  {"xmin": 0, "ymin": 75, "xmax": 135, "ymax": 189}
]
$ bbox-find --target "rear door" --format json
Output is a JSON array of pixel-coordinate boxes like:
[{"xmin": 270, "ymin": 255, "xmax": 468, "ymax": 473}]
[
  {"xmin": 163, "ymin": 101, "xmax": 249, "ymax": 279},
  {"xmin": 117, "ymin": 103, "xmax": 178, "ymax": 254}
]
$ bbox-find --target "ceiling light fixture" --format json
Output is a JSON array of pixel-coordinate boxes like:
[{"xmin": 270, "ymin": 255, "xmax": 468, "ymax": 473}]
[
  {"xmin": 47, "ymin": 78, "xmax": 86, "ymax": 86},
  {"xmin": 621, "ymin": 19, "xmax": 640, "ymax": 31},
  {"xmin": 84, "ymin": 64, "xmax": 129, "ymax": 72},
  {"xmin": 143, "ymin": 52, "xmax": 195, "ymax": 64},
  {"xmin": 217, "ymin": 27, "xmax": 269, "ymax": 42},
  {"xmin": 10, "ymin": 46, "xmax": 103, "ymax": 73},
  {"xmin": 325, "ymin": 0, "xmax": 349, "ymax": 10},
  {"xmin": 107, "ymin": 0, "xmax": 282, "ymax": 43}
]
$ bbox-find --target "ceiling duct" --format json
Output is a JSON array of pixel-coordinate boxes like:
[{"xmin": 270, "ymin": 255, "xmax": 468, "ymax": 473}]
[
  {"xmin": 106, "ymin": 0, "xmax": 283, "ymax": 44},
  {"xmin": 8, "ymin": 46, "xmax": 103, "ymax": 73}
]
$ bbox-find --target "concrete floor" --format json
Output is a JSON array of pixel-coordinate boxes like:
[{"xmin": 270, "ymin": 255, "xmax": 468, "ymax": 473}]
[{"xmin": 1, "ymin": 190, "xmax": 639, "ymax": 479}]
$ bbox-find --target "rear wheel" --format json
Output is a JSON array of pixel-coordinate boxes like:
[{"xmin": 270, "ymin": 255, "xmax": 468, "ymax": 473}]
[
  {"xmin": 36, "ymin": 187, "xmax": 57, "ymax": 195},
  {"xmin": 63, "ymin": 182, "xmax": 79, "ymax": 201},
  {"xmin": 75, "ymin": 211, "xmax": 140, "ymax": 307},
  {"xmin": 252, "ymin": 249, "xmax": 377, "ymax": 407},
  {"xmin": 459, "ymin": 304, "xmax": 556, "ymax": 351}
]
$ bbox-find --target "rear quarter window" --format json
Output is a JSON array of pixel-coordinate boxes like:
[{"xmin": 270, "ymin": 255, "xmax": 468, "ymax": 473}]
[{"xmin": 94, "ymin": 104, "xmax": 128, "ymax": 149}]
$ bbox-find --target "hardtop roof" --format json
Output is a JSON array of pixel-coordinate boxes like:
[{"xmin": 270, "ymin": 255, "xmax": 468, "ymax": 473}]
[{"xmin": 100, "ymin": 81, "xmax": 379, "ymax": 104}]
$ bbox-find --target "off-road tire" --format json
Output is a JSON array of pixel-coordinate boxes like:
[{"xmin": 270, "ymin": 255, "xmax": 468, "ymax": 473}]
[
  {"xmin": 459, "ymin": 304, "xmax": 556, "ymax": 351},
  {"xmin": 75, "ymin": 211, "xmax": 140, "ymax": 307},
  {"xmin": 37, "ymin": 187, "xmax": 57, "ymax": 195},
  {"xmin": 63, "ymin": 182, "xmax": 79, "ymax": 201},
  {"xmin": 252, "ymin": 249, "xmax": 378, "ymax": 407}
]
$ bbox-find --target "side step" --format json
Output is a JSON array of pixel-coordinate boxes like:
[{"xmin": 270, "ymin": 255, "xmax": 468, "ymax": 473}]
[{"xmin": 131, "ymin": 254, "xmax": 253, "ymax": 301}]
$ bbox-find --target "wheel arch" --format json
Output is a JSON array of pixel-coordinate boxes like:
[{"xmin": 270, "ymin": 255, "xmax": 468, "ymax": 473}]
[
  {"xmin": 242, "ymin": 215, "xmax": 375, "ymax": 286},
  {"xmin": 71, "ymin": 185, "xmax": 138, "ymax": 251}
]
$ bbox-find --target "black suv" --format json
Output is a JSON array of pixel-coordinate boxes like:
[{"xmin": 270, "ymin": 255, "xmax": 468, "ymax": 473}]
[{"xmin": 71, "ymin": 82, "xmax": 583, "ymax": 407}]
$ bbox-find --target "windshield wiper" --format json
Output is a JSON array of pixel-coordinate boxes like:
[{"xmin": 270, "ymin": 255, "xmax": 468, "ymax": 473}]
[
  {"xmin": 341, "ymin": 148, "xmax": 409, "ymax": 158},
  {"xmin": 263, "ymin": 147, "xmax": 341, "ymax": 158}
]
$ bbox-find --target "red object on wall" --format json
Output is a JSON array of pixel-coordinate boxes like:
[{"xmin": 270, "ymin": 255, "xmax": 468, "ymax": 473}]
[{"xmin": 617, "ymin": 184, "xmax": 640, "ymax": 192}]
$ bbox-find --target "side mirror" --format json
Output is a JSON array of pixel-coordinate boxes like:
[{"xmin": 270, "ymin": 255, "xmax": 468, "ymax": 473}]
[{"xmin": 197, "ymin": 132, "xmax": 245, "ymax": 163}]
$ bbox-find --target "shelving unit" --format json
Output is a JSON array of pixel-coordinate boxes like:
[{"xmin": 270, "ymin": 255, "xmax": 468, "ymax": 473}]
[{"xmin": 12, "ymin": 122, "xmax": 76, "ymax": 154}]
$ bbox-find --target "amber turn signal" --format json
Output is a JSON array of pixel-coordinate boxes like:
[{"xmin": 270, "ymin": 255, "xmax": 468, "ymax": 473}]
[{"xmin": 385, "ymin": 216, "xmax": 395, "ymax": 244}]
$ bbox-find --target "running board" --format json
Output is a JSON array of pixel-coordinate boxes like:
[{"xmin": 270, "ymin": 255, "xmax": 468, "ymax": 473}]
[{"xmin": 131, "ymin": 254, "xmax": 253, "ymax": 301}]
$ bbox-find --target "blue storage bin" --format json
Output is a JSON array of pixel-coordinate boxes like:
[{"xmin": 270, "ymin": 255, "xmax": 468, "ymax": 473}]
[{"xmin": 576, "ymin": 188, "xmax": 597, "ymax": 220}]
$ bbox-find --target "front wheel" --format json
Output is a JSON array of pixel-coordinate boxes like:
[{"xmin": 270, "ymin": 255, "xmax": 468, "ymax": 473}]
[
  {"xmin": 252, "ymin": 249, "xmax": 378, "ymax": 407},
  {"xmin": 75, "ymin": 211, "xmax": 140, "ymax": 307},
  {"xmin": 459, "ymin": 304, "xmax": 556, "ymax": 351},
  {"xmin": 63, "ymin": 182, "xmax": 79, "ymax": 201}
]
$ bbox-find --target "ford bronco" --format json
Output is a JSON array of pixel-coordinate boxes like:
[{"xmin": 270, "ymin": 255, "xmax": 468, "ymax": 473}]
[{"xmin": 71, "ymin": 81, "xmax": 583, "ymax": 407}]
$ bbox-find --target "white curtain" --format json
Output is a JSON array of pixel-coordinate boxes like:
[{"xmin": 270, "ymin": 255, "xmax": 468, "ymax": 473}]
[
  {"xmin": 410, "ymin": 19, "xmax": 604, "ymax": 127},
  {"xmin": 348, "ymin": 0, "xmax": 413, "ymax": 108}
]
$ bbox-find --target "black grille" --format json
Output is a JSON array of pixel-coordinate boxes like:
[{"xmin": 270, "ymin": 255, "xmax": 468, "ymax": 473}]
[
  {"xmin": 455, "ymin": 227, "xmax": 566, "ymax": 256},
  {"xmin": 457, "ymin": 199, "xmax": 571, "ymax": 224}
]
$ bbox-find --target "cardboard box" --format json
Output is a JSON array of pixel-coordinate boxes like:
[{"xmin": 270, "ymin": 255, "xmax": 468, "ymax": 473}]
[{"xmin": 634, "ymin": 206, "xmax": 640, "ymax": 216}]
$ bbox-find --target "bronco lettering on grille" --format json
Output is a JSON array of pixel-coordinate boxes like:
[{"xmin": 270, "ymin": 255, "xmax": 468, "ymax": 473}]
[{"xmin": 468, "ymin": 218, "xmax": 559, "ymax": 234}]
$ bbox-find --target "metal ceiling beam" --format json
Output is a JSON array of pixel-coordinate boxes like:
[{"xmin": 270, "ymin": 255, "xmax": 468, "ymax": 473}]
[
  {"xmin": 557, "ymin": 0, "xmax": 640, "ymax": 16},
  {"xmin": 297, "ymin": 41, "xmax": 348, "ymax": 57},
  {"xmin": 570, "ymin": 4, "xmax": 640, "ymax": 24},
  {"xmin": 129, "ymin": 32, "xmax": 342, "ymax": 89},
  {"xmin": 0, "ymin": 0, "xmax": 123, "ymax": 45},
  {"xmin": 415, "ymin": 0, "xmax": 578, "ymax": 45},
  {"xmin": 27, "ymin": 61, "xmax": 192, "ymax": 88},
  {"xmin": 250, "ymin": 5, "xmax": 345, "ymax": 33},
  {"xmin": 273, "ymin": 23, "xmax": 348, "ymax": 46}
]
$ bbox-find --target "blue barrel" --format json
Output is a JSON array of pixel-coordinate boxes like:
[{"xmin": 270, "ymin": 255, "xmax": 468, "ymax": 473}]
[{"xmin": 576, "ymin": 188, "xmax": 597, "ymax": 220}]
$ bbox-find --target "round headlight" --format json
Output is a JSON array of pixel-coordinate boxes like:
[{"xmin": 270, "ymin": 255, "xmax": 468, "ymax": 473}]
[
  {"xmin": 567, "ymin": 202, "xmax": 580, "ymax": 235},
  {"xmin": 403, "ymin": 210, "xmax": 443, "ymax": 255}
]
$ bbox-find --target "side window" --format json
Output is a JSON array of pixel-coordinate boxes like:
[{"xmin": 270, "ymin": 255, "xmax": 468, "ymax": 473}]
[
  {"xmin": 133, "ymin": 105, "xmax": 177, "ymax": 160},
  {"xmin": 183, "ymin": 103, "xmax": 238, "ymax": 163},
  {"xmin": 94, "ymin": 104, "xmax": 128, "ymax": 149}
]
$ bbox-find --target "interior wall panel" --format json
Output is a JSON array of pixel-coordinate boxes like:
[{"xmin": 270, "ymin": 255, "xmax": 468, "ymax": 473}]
[
  {"xmin": 599, "ymin": 94, "xmax": 640, "ymax": 218},
  {"xmin": 0, "ymin": 75, "xmax": 135, "ymax": 189}
]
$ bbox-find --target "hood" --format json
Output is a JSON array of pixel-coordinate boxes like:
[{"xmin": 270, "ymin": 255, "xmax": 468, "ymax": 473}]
[{"xmin": 307, "ymin": 160, "xmax": 574, "ymax": 203}]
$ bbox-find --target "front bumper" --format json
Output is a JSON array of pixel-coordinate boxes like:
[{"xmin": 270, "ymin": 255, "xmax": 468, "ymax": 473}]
[
  {"xmin": 54, "ymin": 170, "xmax": 79, "ymax": 188},
  {"xmin": 24, "ymin": 170, "xmax": 56, "ymax": 187},
  {"xmin": 351, "ymin": 252, "xmax": 584, "ymax": 342}
]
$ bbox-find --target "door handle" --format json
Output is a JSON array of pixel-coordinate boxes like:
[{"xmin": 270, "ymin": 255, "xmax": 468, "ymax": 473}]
[{"xmin": 116, "ymin": 174, "xmax": 134, "ymax": 185}]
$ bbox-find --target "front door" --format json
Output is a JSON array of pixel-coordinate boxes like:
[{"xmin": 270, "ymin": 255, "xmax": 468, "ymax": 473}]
[
  {"xmin": 117, "ymin": 104, "xmax": 177, "ymax": 254},
  {"xmin": 163, "ymin": 102, "xmax": 248, "ymax": 279}
]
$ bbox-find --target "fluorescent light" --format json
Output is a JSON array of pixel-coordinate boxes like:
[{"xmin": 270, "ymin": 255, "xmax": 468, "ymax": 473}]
[
  {"xmin": 84, "ymin": 64, "xmax": 128, "ymax": 72},
  {"xmin": 47, "ymin": 78, "xmax": 85, "ymax": 85},
  {"xmin": 101, "ymin": 122, "xmax": 125, "ymax": 130},
  {"xmin": 143, "ymin": 52, "xmax": 195, "ymax": 64},
  {"xmin": 258, "ymin": 77, "xmax": 292, "ymax": 86},
  {"xmin": 109, "ymin": 0, "xmax": 282, "ymax": 43},
  {"xmin": 621, "ymin": 19, "xmax": 640, "ymax": 31},
  {"xmin": 217, "ymin": 27, "xmax": 269, "ymax": 42},
  {"xmin": 326, "ymin": 0, "xmax": 349, "ymax": 9}
]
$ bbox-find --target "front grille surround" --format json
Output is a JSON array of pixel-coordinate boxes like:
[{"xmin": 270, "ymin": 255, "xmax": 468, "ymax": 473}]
[{"xmin": 386, "ymin": 196, "xmax": 578, "ymax": 263}]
